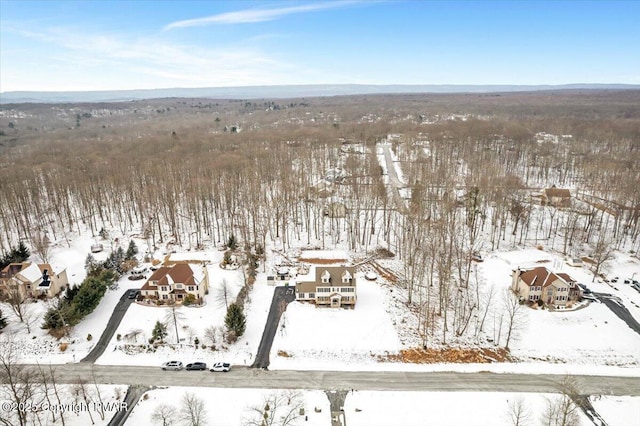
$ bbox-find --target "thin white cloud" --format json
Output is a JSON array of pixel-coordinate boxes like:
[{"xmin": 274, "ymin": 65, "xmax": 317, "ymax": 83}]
[
  {"xmin": 164, "ymin": 2, "xmax": 357, "ymax": 30},
  {"xmin": 1, "ymin": 25, "xmax": 314, "ymax": 91}
]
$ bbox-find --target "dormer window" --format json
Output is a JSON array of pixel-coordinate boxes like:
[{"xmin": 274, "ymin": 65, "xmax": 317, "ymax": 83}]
[
  {"xmin": 321, "ymin": 270, "xmax": 331, "ymax": 284},
  {"xmin": 341, "ymin": 270, "xmax": 352, "ymax": 284}
]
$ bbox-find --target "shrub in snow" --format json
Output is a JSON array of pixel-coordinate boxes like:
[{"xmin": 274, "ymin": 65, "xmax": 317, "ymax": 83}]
[{"xmin": 87, "ymin": 333, "xmax": 93, "ymax": 341}]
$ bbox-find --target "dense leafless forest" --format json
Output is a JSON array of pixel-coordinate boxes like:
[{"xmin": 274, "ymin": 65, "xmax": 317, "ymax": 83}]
[{"xmin": 1, "ymin": 90, "xmax": 639, "ymax": 344}]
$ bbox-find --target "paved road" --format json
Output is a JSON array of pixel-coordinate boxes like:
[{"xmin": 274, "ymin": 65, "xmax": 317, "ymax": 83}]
[
  {"xmin": 11, "ymin": 364, "xmax": 639, "ymax": 396},
  {"xmin": 594, "ymin": 292, "xmax": 640, "ymax": 335},
  {"xmin": 81, "ymin": 289, "xmax": 138, "ymax": 363},
  {"xmin": 380, "ymin": 143, "xmax": 408, "ymax": 213},
  {"xmin": 252, "ymin": 286, "xmax": 296, "ymax": 368}
]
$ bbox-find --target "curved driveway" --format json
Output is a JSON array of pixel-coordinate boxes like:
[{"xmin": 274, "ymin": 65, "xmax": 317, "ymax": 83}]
[{"xmin": 594, "ymin": 292, "xmax": 640, "ymax": 335}]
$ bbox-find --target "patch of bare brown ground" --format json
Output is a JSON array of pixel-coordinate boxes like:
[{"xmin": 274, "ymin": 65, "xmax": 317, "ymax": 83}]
[
  {"xmin": 379, "ymin": 347, "xmax": 511, "ymax": 364},
  {"xmin": 371, "ymin": 262, "xmax": 399, "ymax": 283}
]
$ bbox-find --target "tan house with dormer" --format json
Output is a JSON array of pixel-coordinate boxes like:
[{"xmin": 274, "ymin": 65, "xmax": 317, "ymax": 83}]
[
  {"xmin": 295, "ymin": 266, "xmax": 356, "ymax": 308},
  {"xmin": 512, "ymin": 267, "xmax": 580, "ymax": 306},
  {"xmin": 0, "ymin": 262, "xmax": 69, "ymax": 299},
  {"xmin": 140, "ymin": 263, "xmax": 209, "ymax": 305}
]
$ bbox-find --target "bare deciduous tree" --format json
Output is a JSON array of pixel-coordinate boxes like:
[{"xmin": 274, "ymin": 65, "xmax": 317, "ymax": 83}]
[
  {"xmin": 590, "ymin": 233, "xmax": 615, "ymax": 283},
  {"xmin": 151, "ymin": 403, "xmax": 177, "ymax": 426},
  {"xmin": 31, "ymin": 231, "xmax": 51, "ymax": 263},
  {"xmin": 541, "ymin": 376, "xmax": 581, "ymax": 426},
  {"xmin": 180, "ymin": 392, "xmax": 207, "ymax": 426},
  {"xmin": 164, "ymin": 306, "xmax": 186, "ymax": 345},
  {"xmin": 504, "ymin": 396, "xmax": 531, "ymax": 426},
  {"xmin": 204, "ymin": 325, "xmax": 221, "ymax": 350},
  {"xmin": 215, "ymin": 278, "xmax": 233, "ymax": 309},
  {"xmin": 243, "ymin": 390, "xmax": 304, "ymax": 426},
  {"xmin": 502, "ymin": 288, "xmax": 526, "ymax": 350},
  {"xmin": 0, "ymin": 334, "xmax": 39, "ymax": 426}
]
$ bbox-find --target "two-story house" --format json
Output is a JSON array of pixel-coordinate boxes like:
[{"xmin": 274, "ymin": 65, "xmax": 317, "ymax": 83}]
[
  {"xmin": 295, "ymin": 266, "xmax": 356, "ymax": 308},
  {"xmin": 140, "ymin": 263, "xmax": 209, "ymax": 305},
  {"xmin": 512, "ymin": 267, "xmax": 580, "ymax": 307},
  {"xmin": 0, "ymin": 262, "xmax": 69, "ymax": 299}
]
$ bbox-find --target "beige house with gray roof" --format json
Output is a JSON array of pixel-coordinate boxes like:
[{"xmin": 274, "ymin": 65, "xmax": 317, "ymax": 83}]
[
  {"xmin": 0, "ymin": 262, "xmax": 68, "ymax": 299},
  {"xmin": 295, "ymin": 266, "xmax": 356, "ymax": 308}
]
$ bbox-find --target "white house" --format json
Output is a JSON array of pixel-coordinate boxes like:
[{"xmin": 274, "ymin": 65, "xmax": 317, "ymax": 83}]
[{"xmin": 295, "ymin": 266, "xmax": 356, "ymax": 308}]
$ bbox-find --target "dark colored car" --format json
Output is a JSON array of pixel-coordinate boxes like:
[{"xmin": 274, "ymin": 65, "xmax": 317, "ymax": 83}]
[
  {"xmin": 186, "ymin": 362, "xmax": 207, "ymax": 371},
  {"xmin": 127, "ymin": 289, "xmax": 138, "ymax": 299}
]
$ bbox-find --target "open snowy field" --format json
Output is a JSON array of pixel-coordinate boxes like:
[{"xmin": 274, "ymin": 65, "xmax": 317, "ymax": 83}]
[
  {"xmin": 122, "ymin": 387, "xmax": 640, "ymax": 426},
  {"xmin": 125, "ymin": 386, "xmax": 331, "ymax": 426},
  {"xmin": 344, "ymin": 391, "xmax": 639, "ymax": 426},
  {"xmin": 269, "ymin": 276, "xmax": 402, "ymax": 370},
  {"xmin": 480, "ymin": 250, "xmax": 640, "ymax": 367}
]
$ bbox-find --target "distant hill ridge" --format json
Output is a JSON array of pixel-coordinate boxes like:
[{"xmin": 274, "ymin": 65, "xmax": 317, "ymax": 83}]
[{"xmin": 1, "ymin": 83, "xmax": 638, "ymax": 104}]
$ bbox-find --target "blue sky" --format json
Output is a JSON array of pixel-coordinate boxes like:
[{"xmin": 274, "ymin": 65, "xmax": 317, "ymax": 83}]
[{"xmin": 1, "ymin": 1, "xmax": 638, "ymax": 92}]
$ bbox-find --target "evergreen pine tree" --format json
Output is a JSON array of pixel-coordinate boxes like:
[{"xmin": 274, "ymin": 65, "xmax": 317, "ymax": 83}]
[
  {"xmin": 85, "ymin": 253, "xmax": 100, "ymax": 275},
  {"xmin": 125, "ymin": 240, "xmax": 138, "ymax": 260},
  {"xmin": 152, "ymin": 321, "xmax": 168, "ymax": 343},
  {"xmin": 224, "ymin": 303, "xmax": 246, "ymax": 337},
  {"xmin": 227, "ymin": 234, "xmax": 237, "ymax": 250},
  {"xmin": 17, "ymin": 241, "xmax": 30, "ymax": 260}
]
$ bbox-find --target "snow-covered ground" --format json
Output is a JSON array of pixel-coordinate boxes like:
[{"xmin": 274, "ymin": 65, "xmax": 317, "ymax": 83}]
[
  {"xmin": 123, "ymin": 387, "xmax": 640, "ymax": 426},
  {"xmin": 125, "ymin": 387, "xmax": 331, "ymax": 426},
  {"xmin": 269, "ymin": 277, "xmax": 402, "ymax": 370},
  {"xmin": 96, "ymin": 250, "xmax": 273, "ymax": 367},
  {"xmin": 2, "ymin": 230, "xmax": 639, "ymax": 426},
  {"xmin": 480, "ymin": 250, "xmax": 640, "ymax": 367},
  {"xmin": 344, "ymin": 391, "xmax": 639, "ymax": 426},
  {"xmin": 0, "ymin": 384, "xmax": 123, "ymax": 426}
]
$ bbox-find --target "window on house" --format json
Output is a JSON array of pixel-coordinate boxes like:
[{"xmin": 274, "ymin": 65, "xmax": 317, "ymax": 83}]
[
  {"xmin": 309, "ymin": 293, "xmax": 315, "ymax": 298},
  {"xmin": 188, "ymin": 286, "xmax": 194, "ymax": 291},
  {"xmin": 162, "ymin": 294, "xmax": 168, "ymax": 300}
]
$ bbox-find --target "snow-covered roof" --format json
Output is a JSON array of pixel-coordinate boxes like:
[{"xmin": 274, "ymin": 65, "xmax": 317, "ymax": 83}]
[
  {"xmin": 189, "ymin": 264, "xmax": 204, "ymax": 283},
  {"xmin": 20, "ymin": 263, "xmax": 43, "ymax": 282}
]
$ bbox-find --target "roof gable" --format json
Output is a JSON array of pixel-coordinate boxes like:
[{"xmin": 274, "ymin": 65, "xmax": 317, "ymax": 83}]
[
  {"xmin": 518, "ymin": 267, "xmax": 572, "ymax": 288},
  {"xmin": 143, "ymin": 263, "xmax": 199, "ymax": 289}
]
